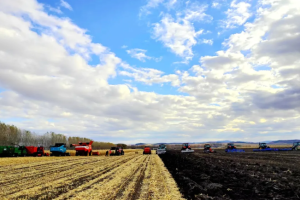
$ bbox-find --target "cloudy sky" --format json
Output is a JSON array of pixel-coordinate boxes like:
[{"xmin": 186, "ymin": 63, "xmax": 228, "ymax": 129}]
[{"xmin": 0, "ymin": 0, "xmax": 299, "ymax": 144}]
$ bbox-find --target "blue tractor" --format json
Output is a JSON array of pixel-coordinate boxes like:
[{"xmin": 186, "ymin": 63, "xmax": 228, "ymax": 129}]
[
  {"xmin": 225, "ymin": 143, "xmax": 245, "ymax": 153},
  {"xmin": 50, "ymin": 143, "xmax": 70, "ymax": 156}
]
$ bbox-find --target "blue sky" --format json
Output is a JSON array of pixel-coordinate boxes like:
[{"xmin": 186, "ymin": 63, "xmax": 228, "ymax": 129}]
[{"xmin": 0, "ymin": 0, "xmax": 299, "ymax": 143}]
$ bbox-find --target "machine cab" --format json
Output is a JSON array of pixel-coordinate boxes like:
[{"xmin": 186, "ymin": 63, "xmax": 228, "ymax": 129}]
[
  {"xmin": 204, "ymin": 144, "xmax": 211, "ymax": 149},
  {"xmin": 158, "ymin": 144, "xmax": 166, "ymax": 149}
]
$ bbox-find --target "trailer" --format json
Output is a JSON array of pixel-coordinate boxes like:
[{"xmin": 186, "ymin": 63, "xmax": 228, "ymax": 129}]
[
  {"xmin": 25, "ymin": 146, "xmax": 49, "ymax": 156},
  {"xmin": 70, "ymin": 141, "xmax": 93, "ymax": 156},
  {"xmin": 50, "ymin": 143, "xmax": 70, "ymax": 156}
]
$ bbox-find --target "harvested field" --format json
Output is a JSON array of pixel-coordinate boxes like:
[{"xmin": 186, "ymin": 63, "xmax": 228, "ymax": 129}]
[
  {"xmin": 160, "ymin": 150, "xmax": 300, "ymax": 200},
  {"xmin": 0, "ymin": 152, "xmax": 183, "ymax": 200}
]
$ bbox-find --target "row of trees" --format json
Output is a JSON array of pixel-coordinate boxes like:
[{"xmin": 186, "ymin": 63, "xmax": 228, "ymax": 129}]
[{"xmin": 0, "ymin": 122, "xmax": 126, "ymax": 149}]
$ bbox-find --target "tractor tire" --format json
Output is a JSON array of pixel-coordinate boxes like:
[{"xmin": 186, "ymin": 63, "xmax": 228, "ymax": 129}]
[
  {"xmin": 143, "ymin": 151, "xmax": 145, "ymax": 155},
  {"xmin": 122, "ymin": 151, "xmax": 124, "ymax": 155},
  {"xmin": 89, "ymin": 151, "xmax": 92, "ymax": 156},
  {"xmin": 86, "ymin": 151, "xmax": 89, "ymax": 156}
]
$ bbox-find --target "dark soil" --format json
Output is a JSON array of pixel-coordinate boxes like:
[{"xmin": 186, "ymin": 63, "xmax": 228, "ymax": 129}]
[{"xmin": 160, "ymin": 150, "xmax": 300, "ymax": 200}]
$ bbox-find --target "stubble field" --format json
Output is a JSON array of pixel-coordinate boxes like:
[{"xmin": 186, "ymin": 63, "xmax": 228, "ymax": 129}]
[{"xmin": 0, "ymin": 151, "xmax": 183, "ymax": 200}]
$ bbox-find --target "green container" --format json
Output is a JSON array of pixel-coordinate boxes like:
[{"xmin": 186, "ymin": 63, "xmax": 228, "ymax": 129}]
[{"xmin": 0, "ymin": 146, "xmax": 27, "ymax": 157}]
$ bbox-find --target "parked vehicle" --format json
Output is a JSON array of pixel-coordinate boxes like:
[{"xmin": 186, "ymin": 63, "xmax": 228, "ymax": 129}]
[
  {"xmin": 156, "ymin": 144, "xmax": 167, "ymax": 154},
  {"xmin": 50, "ymin": 143, "xmax": 70, "ymax": 156},
  {"xmin": 25, "ymin": 146, "xmax": 49, "ymax": 156},
  {"xmin": 143, "ymin": 146, "xmax": 152, "ymax": 154},
  {"xmin": 0, "ymin": 145, "xmax": 27, "ymax": 157},
  {"xmin": 70, "ymin": 141, "xmax": 93, "ymax": 156},
  {"xmin": 109, "ymin": 147, "xmax": 124, "ymax": 156}
]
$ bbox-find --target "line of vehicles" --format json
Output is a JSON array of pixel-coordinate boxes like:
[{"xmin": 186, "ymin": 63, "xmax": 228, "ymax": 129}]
[
  {"xmin": 0, "ymin": 141, "xmax": 124, "ymax": 157},
  {"xmin": 1, "ymin": 141, "xmax": 299, "ymax": 157},
  {"xmin": 144, "ymin": 141, "xmax": 300, "ymax": 155}
]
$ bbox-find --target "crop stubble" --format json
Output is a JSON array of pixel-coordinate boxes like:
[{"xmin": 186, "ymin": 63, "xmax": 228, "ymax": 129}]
[{"xmin": 0, "ymin": 152, "xmax": 183, "ymax": 200}]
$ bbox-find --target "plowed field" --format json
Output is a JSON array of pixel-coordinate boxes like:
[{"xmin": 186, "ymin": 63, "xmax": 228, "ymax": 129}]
[
  {"xmin": 160, "ymin": 150, "xmax": 300, "ymax": 200},
  {"xmin": 0, "ymin": 152, "xmax": 184, "ymax": 200}
]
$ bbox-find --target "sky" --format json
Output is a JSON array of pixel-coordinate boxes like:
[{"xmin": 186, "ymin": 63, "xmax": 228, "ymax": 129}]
[{"xmin": 0, "ymin": 0, "xmax": 299, "ymax": 144}]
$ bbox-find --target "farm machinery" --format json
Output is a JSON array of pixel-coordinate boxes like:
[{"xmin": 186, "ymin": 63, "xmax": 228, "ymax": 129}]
[
  {"xmin": 25, "ymin": 146, "xmax": 49, "ymax": 156},
  {"xmin": 143, "ymin": 146, "xmax": 152, "ymax": 154},
  {"xmin": 156, "ymin": 144, "xmax": 167, "ymax": 154},
  {"xmin": 50, "ymin": 143, "xmax": 70, "ymax": 156},
  {"xmin": 0, "ymin": 145, "xmax": 27, "ymax": 157},
  {"xmin": 70, "ymin": 141, "xmax": 93, "ymax": 156},
  {"xmin": 109, "ymin": 147, "xmax": 124, "ymax": 156},
  {"xmin": 225, "ymin": 143, "xmax": 245, "ymax": 153},
  {"xmin": 253, "ymin": 143, "xmax": 279, "ymax": 152},
  {"xmin": 278, "ymin": 142, "xmax": 300, "ymax": 151},
  {"xmin": 181, "ymin": 143, "xmax": 194, "ymax": 153},
  {"xmin": 203, "ymin": 144, "xmax": 216, "ymax": 153}
]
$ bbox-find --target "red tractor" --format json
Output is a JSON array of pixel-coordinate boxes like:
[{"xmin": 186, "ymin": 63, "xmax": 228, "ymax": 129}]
[
  {"xmin": 70, "ymin": 141, "xmax": 93, "ymax": 156},
  {"xmin": 25, "ymin": 146, "xmax": 49, "ymax": 156},
  {"xmin": 143, "ymin": 146, "xmax": 151, "ymax": 154},
  {"xmin": 203, "ymin": 144, "xmax": 216, "ymax": 153}
]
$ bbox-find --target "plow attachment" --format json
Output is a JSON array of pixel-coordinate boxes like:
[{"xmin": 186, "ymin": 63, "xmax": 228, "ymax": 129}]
[
  {"xmin": 156, "ymin": 149, "xmax": 166, "ymax": 154},
  {"xmin": 181, "ymin": 149, "xmax": 194, "ymax": 153},
  {"xmin": 253, "ymin": 148, "xmax": 278, "ymax": 152},
  {"xmin": 225, "ymin": 149, "xmax": 245, "ymax": 153},
  {"xmin": 278, "ymin": 148, "xmax": 293, "ymax": 151}
]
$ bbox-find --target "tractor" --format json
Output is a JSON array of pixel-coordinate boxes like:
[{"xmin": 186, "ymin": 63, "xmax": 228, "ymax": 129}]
[
  {"xmin": 109, "ymin": 147, "xmax": 124, "ymax": 156},
  {"xmin": 156, "ymin": 144, "xmax": 167, "ymax": 154},
  {"xmin": 70, "ymin": 141, "xmax": 93, "ymax": 156},
  {"xmin": 258, "ymin": 143, "xmax": 270, "ymax": 149},
  {"xmin": 181, "ymin": 143, "xmax": 194, "ymax": 153},
  {"xmin": 253, "ymin": 143, "xmax": 278, "ymax": 152},
  {"xmin": 225, "ymin": 143, "xmax": 245, "ymax": 153},
  {"xmin": 203, "ymin": 144, "xmax": 216, "ymax": 153},
  {"xmin": 292, "ymin": 142, "xmax": 300, "ymax": 151},
  {"xmin": 143, "ymin": 146, "xmax": 152, "ymax": 154},
  {"xmin": 50, "ymin": 143, "xmax": 70, "ymax": 156}
]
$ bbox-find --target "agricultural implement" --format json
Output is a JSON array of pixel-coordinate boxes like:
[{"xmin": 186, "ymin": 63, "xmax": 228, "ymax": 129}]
[
  {"xmin": 181, "ymin": 143, "xmax": 194, "ymax": 153},
  {"xmin": 253, "ymin": 143, "xmax": 279, "ymax": 152},
  {"xmin": 278, "ymin": 142, "xmax": 300, "ymax": 151},
  {"xmin": 0, "ymin": 145, "xmax": 27, "ymax": 157},
  {"xmin": 143, "ymin": 146, "xmax": 152, "ymax": 154},
  {"xmin": 203, "ymin": 144, "xmax": 216, "ymax": 153},
  {"xmin": 25, "ymin": 146, "xmax": 49, "ymax": 156},
  {"xmin": 156, "ymin": 144, "xmax": 167, "ymax": 154},
  {"xmin": 109, "ymin": 147, "xmax": 124, "ymax": 156},
  {"xmin": 225, "ymin": 143, "xmax": 245, "ymax": 153},
  {"xmin": 70, "ymin": 141, "xmax": 93, "ymax": 156},
  {"xmin": 50, "ymin": 143, "xmax": 70, "ymax": 156}
]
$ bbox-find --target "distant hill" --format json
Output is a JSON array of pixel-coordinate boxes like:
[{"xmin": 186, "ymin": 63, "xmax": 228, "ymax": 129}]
[{"xmin": 269, "ymin": 140, "xmax": 300, "ymax": 144}]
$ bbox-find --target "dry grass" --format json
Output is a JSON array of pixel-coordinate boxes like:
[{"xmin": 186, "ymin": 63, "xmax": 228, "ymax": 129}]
[{"xmin": 0, "ymin": 151, "xmax": 183, "ymax": 200}]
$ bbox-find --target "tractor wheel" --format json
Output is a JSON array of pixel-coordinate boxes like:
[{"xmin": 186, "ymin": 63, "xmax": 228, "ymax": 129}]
[
  {"xmin": 89, "ymin": 151, "xmax": 92, "ymax": 156},
  {"xmin": 86, "ymin": 151, "xmax": 89, "ymax": 156},
  {"xmin": 143, "ymin": 151, "xmax": 145, "ymax": 155}
]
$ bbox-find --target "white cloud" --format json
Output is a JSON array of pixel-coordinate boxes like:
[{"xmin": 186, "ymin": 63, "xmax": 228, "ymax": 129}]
[
  {"xmin": 201, "ymin": 39, "xmax": 213, "ymax": 45},
  {"xmin": 139, "ymin": 0, "xmax": 164, "ymax": 17},
  {"xmin": 153, "ymin": 14, "xmax": 204, "ymax": 62},
  {"xmin": 152, "ymin": 3, "xmax": 211, "ymax": 63},
  {"xmin": 126, "ymin": 48, "xmax": 162, "ymax": 62},
  {"xmin": 223, "ymin": 0, "xmax": 252, "ymax": 28},
  {"xmin": 121, "ymin": 45, "xmax": 128, "ymax": 49},
  {"xmin": 119, "ymin": 63, "xmax": 180, "ymax": 86},
  {"xmin": 60, "ymin": 0, "xmax": 72, "ymax": 11}
]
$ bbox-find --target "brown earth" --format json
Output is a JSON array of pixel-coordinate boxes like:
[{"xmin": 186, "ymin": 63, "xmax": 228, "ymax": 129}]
[{"xmin": 159, "ymin": 150, "xmax": 300, "ymax": 200}]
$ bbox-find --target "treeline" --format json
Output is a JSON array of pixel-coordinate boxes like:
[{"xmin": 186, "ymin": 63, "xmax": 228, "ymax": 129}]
[{"xmin": 0, "ymin": 122, "xmax": 126, "ymax": 149}]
